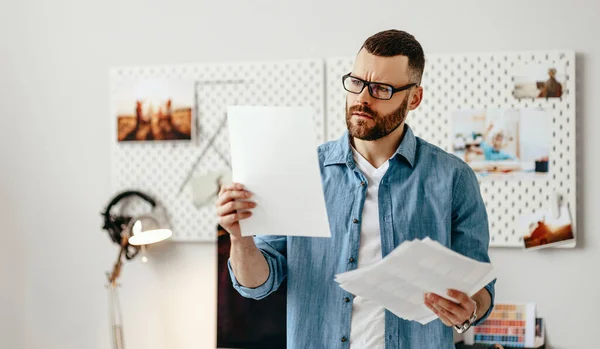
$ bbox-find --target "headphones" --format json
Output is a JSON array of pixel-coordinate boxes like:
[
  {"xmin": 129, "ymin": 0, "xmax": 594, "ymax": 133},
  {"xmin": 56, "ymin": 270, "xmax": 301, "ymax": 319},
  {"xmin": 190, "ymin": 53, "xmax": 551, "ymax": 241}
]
[{"xmin": 101, "ymin": 190, "xmax": 157, "ymax": 260}]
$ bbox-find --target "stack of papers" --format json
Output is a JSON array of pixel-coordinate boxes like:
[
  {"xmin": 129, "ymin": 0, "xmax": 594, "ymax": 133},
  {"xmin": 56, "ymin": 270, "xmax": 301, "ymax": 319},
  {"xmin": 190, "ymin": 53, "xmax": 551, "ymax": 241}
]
[{"xmin": 335, "ymin": 238, "xmax": 495, "ymax": 325}]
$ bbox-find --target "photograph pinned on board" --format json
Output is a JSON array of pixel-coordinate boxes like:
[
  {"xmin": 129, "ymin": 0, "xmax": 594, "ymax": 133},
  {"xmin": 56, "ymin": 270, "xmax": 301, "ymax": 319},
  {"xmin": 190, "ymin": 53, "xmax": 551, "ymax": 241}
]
[
  {"xmin": 518, "ymin": 201, "xmax": 575, "ymax": 250},
  {"xmin": 512, "ymin": 64, "xmax": 565, "ymax": 99},
  {"xmin": 115, "ymin": 79, "xmax": 194, "ymax": 142},
  {"xmin": 451, "ymin": 108, "xmax": 551, "ymax": 180}
]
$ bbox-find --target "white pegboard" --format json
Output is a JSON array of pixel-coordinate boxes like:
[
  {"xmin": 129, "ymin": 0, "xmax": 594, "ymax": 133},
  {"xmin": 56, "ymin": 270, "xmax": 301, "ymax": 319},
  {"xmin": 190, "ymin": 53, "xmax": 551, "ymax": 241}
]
[
  {"xmin": 110, "ymin": 59, "xmax": 325, "ymax": 242},
  {"xmin": 326, "ymin": 51, "xmax": 576, "ymax": 247}
]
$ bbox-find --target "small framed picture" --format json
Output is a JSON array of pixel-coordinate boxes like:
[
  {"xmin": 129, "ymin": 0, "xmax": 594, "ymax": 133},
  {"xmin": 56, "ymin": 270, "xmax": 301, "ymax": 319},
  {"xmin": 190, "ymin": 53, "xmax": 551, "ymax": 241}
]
[
  {"xmin": 451, "ymin": 108, "xmax": 551, "ymax": 181},
  {"xmin": 519, "ymin": 203, "xmax": 575, "ymax": 250},
  {"xmin": 114, "ymin": 78, "xmax": 195, "ymax": 142},
  {"xmin": 512, "ymin": 64, "xmax": 565, "ymax": 99}
]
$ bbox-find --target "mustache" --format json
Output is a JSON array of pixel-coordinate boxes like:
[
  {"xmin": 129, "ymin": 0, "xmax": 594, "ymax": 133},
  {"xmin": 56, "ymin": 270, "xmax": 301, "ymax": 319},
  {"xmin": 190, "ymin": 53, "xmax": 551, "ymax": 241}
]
[{"xmin": 348, "ymin": 105, "xmax": 378, "ymax": 118}]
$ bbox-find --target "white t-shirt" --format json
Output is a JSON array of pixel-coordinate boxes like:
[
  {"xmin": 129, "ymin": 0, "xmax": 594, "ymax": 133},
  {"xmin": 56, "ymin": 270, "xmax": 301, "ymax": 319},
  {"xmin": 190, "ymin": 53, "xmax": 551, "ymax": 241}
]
[{"xmin": 349, "ymin": 146, "xmax": 389, "ymax": 349}]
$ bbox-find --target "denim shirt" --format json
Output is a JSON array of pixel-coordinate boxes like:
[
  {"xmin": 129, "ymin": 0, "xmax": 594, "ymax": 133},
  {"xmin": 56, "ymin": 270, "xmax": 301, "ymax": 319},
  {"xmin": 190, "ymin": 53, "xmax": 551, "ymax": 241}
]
[{"xmin": 229, "ymin": 125, "xmax": 496, "ymax": 349}]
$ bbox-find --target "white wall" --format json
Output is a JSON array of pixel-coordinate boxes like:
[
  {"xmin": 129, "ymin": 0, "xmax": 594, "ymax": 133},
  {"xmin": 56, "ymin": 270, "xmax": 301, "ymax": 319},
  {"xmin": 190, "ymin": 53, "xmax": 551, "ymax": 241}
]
[
  {"xmin": 0, "ymin": 176, "xmax": 25, "ymax": 349},
  {"xmin": 1, "ymin": 0, "xmax": 598, "ymax": 348}
]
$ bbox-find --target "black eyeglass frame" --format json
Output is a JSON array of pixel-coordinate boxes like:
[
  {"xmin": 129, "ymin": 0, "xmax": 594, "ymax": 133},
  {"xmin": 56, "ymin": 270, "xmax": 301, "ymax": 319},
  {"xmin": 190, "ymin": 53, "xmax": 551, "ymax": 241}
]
[{"xmin": 342, "ymin": 73, "xmax": 418, "ymax": 100}]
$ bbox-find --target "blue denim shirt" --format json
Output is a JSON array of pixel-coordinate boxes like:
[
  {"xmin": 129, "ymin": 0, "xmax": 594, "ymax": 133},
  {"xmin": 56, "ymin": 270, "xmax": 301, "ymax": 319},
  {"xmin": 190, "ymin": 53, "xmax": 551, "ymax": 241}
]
[{"xmin": 229, "ymin": 125, "xmax": 496, "ymax": 349}]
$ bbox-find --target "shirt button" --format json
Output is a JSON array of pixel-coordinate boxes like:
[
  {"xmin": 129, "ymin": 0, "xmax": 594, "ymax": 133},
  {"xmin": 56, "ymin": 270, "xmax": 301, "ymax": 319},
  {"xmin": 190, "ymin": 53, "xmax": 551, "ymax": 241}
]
[
  {"xmin": 349, "ymin": 257, "xmax": 355, "ymax": 263},
  {"xmin": 352, "ymin": 218, "xmax": 359, "ymax": 224},
  {"xmin": 344, "ymin": 297, "xmax": 350, "ymax": 303},
  {"xmin": 341, "ymin": 336, "xmax": 347, "ymax": 342},
  {"xmin": 360, "ymin": 181, "xmax": 365, "ymax": 186}
]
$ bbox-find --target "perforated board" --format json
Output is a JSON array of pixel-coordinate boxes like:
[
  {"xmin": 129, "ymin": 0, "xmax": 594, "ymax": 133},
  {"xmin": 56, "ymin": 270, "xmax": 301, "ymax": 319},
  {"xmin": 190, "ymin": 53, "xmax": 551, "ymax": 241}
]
[
  {"xmin": 326, "ymin": 51, "xmax": 576, "ymax": 247},
  {"xmin": 109, "ymin": 59, "xmax": 325, "ymax": 242}
]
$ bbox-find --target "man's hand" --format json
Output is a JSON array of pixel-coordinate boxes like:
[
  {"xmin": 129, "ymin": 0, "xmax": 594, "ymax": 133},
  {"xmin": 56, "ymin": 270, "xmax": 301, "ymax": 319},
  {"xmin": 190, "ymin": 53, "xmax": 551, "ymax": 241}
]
[
  {"xmin": 216, "ymin": 182, "xmax": 269, "ymax": 288},
  {"xmin": 423, "ymin": 287, "xmax": 494, "ymax": 328},
  {"xmin": 424, "ymin": 289, "xmax": 475, "ymax": 327},
  {"xmin": 216, "ymin": 182, "xmax": 256, "ymax": 239}
]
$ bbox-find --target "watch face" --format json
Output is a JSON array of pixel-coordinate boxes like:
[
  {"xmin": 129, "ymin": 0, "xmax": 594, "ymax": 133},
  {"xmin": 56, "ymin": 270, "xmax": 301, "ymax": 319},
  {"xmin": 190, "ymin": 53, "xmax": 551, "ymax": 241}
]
[
  {"xmin": 454, "ymin": 306, "xmax": 478, "ymax": 334},
  {"xmin": 456, "ymin": 323, "xmax": 471, "ymax": 334}
]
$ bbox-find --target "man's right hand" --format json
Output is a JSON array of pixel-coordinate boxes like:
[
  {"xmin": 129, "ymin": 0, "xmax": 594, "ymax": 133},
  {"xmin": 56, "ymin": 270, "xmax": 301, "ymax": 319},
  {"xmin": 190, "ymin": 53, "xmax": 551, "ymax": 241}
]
[
  {"xmin": 217, "ymin": 182, "xmax": 269, "ymax": 288},
  {"xmin": 216, "ymin": 182, "xmax": 256, "ymax": 239}
]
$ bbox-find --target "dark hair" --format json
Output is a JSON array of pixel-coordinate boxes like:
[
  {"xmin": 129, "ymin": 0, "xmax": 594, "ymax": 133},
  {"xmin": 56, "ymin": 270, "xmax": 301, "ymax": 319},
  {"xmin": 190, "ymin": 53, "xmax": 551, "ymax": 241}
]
[{"xmin": 360, "ymin": 29, "xmax": 425, "ymax": 84}]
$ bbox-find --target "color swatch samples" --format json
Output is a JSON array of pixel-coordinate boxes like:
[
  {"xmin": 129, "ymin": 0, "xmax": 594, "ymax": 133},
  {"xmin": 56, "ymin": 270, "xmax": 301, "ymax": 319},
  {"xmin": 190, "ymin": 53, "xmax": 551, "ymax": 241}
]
[{"xmin": 468, "ymin": 303, "xmax": 536, "ymax": 347}]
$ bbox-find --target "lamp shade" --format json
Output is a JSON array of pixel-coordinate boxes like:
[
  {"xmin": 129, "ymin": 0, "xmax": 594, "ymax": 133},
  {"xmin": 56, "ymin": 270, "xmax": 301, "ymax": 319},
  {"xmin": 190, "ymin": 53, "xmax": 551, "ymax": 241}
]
[{"xmin": 127, "ymin": 206, "xmax": 172, "ymax": 246}]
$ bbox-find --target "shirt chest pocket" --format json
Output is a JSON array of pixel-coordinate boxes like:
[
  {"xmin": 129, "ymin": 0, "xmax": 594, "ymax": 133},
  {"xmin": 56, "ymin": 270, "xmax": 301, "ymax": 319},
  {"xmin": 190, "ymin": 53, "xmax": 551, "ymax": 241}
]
[
  {"xmin": 323, "ymin": 182, "xmax": 358, "ymax": 237},
  {"xmin": 392, "ymin": 189, "xmax": 452, "ymax": 243}
]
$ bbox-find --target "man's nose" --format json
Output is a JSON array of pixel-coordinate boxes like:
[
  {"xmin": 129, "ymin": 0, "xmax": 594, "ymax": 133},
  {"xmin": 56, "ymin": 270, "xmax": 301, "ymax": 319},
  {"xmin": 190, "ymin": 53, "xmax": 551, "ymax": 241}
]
[{"xmin": 355, "ymin": 86, "xmax": 373, "ymax": 105}]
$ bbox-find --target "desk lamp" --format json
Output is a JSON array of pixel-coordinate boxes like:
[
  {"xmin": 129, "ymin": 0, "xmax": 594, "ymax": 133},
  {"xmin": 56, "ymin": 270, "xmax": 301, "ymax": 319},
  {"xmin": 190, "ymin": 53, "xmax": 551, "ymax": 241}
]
[{"xmin": 101, "ymin": 190, "xmax": 172, "ymax": 349}]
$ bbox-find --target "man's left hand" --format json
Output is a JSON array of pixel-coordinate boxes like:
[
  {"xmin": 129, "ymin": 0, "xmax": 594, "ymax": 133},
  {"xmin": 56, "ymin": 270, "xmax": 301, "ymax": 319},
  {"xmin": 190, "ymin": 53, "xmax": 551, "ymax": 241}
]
[{"xmin": 424, "ymin": 289, "xmax": 475, "ymax": 327}]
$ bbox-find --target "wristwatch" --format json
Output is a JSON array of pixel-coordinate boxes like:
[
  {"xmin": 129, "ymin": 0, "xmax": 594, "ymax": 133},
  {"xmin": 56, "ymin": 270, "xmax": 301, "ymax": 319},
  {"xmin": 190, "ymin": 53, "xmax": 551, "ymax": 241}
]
[{"xmin": 454, "ymin": 303, "xmax": 477, "ymax": 334}]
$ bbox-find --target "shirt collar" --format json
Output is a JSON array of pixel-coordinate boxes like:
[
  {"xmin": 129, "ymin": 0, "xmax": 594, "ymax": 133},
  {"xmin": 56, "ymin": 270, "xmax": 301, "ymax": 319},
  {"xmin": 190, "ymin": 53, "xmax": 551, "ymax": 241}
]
[{"xmin": 323, "ymin": 124, "xmax": 417, "ymax": 169}]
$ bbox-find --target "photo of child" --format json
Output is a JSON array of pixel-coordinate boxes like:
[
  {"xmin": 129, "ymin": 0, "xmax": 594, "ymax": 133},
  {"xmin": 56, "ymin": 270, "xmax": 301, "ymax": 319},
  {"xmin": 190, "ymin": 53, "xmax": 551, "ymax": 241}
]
[
  {"xmin": 451, "ymin": 109, "xmax": 551, "ymax": 180},
  {"xmin": 465, "ymin": 123, "xmax": 516, "ymax": 162}
]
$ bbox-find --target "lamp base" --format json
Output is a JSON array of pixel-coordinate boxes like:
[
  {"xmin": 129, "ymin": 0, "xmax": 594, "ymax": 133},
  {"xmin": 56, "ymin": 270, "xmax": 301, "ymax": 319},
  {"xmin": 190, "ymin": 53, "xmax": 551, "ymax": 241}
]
[{"xmin": 107, "ymin": 284, "xmax": 125, "ymax": 349}]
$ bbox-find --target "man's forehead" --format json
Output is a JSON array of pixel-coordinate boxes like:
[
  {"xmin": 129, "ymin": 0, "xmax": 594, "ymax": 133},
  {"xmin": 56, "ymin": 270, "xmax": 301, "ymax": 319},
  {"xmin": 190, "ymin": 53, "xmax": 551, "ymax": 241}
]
[{"xmin": 351, "ymin": 49, "xmax": 411, "ymax": 84}]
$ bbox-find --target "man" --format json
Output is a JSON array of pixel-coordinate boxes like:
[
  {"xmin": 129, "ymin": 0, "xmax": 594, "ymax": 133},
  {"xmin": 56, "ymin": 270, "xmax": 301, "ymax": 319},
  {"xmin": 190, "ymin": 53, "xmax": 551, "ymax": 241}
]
[
  {"xmin": 537, "ymin": 67, "xmax": 562, "ymax": 98},
  {"xmin": 216, "ymin": 29, "xmax": 495, "ymax": 349}
]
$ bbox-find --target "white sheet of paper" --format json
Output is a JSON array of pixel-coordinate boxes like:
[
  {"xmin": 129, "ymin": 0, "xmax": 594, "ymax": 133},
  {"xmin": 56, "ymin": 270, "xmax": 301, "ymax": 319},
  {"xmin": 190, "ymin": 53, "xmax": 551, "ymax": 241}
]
[
  {"xmin": 335, "ymin": 238, "xmax": 495, "ymax": 325},
  {"xmin": 227, "ymin": 106, "xmax": 330, "ymax": 237}
]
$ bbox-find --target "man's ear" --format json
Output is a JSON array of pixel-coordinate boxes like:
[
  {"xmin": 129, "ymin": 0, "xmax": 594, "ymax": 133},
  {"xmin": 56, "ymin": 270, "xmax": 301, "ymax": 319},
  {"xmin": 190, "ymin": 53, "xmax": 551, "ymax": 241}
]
[{"xmin": 408, "ymin": 86, "xmax": 423, "ymax": 111}]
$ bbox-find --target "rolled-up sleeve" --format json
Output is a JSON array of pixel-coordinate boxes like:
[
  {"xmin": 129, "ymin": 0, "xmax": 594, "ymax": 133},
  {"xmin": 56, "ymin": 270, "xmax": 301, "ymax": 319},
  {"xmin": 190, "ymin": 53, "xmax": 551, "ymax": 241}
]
[
  {"xmin": 227, "ymin": 235, "xmax": 287, "ymax": 300},
  {"xmin": 451, "ymin": 164, "xmax": 496, "ymax": 325}
]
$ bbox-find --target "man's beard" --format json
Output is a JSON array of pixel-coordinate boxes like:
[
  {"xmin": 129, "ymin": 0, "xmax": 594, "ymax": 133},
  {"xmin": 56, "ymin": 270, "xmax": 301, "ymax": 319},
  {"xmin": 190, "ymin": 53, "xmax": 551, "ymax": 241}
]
[{"xmin": 346, "ymin": 94, "xmax": 409, "ymax": 141}]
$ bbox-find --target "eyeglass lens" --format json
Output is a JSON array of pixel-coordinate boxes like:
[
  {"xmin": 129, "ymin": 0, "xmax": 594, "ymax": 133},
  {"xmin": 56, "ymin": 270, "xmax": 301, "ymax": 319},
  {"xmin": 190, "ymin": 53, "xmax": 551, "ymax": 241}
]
[{"xmin": 343, "ymin": 76, "xmax": 393, "ymax": 99}]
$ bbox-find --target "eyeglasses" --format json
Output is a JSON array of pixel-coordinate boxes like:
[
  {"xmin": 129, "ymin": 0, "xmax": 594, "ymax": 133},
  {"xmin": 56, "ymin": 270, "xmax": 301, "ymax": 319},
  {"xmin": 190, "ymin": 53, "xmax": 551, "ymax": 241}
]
[{"xmin": 342, "ymin": 73, "xmax": 418, "ymax": 100}]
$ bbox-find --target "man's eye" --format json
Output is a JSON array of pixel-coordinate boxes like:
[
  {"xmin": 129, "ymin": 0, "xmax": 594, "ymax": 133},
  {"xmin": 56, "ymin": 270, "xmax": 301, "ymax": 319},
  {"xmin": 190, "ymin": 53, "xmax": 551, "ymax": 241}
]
[{"xmin": 375, "ymin": 85, "xmax": 389, "ymax": 92}]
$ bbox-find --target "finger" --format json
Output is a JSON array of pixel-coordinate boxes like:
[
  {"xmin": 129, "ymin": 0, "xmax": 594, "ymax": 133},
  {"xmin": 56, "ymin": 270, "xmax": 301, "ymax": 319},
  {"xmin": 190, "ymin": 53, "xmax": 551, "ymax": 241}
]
[
  {"xmin": 219, "ymin": 211, "xmax": 252, "ymax": 226},
  {"xmin": 216, "ymin": 200, "xmax": 256, "ymax": 216},
  {"xmin": 216, "ymin": 190, "xmax": 252, "ymax": 206},
  {"xmin": 447, "ymin": 289, "xmax": 473, "ymax": 309},
  {"xmin": 430, "ymin": 301, "xmax": 462, "ymax": 325},
  {"xmin": 424, "ymin": 298, "xmax": 454, "ymax": 326},
  {"xmin": 216, "ymin": 200, "xmax": 256, "ymax": 217},
  {"xmin": 219, "ymin": 183, "xmax": 245, "ymax": 194},
  {"xmin": 426, "ymin": 293, "xmax": 468, "ymax": 325},
  {"xmin": 425, "ymin": 295, "xmax": 453, "ymax": 325}
]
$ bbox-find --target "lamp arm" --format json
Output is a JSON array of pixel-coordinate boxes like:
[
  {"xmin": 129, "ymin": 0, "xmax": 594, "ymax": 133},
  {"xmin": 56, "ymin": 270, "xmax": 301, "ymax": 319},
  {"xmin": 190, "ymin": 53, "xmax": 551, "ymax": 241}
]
[{"xmin": 107, "ymin": 236, "xmax": 129, "ymax": 286}]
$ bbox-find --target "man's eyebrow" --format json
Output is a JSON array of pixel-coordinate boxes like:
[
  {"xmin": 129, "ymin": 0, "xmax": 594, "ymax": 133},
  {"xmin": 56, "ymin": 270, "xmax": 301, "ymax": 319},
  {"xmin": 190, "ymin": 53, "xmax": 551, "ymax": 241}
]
[{"xmin": 350, "ymin": 73, "xmax": 397, "ymax": 86}]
